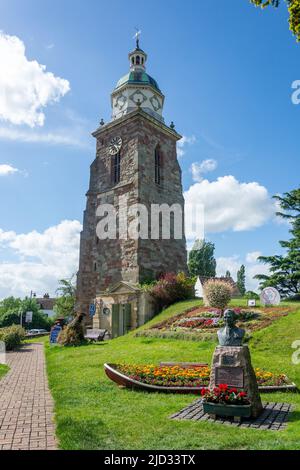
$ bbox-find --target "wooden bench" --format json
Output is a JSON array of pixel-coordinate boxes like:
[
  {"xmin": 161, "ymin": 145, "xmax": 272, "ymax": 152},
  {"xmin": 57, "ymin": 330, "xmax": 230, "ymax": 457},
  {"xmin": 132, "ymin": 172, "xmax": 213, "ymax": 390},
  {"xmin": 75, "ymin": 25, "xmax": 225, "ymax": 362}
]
[{"xmin": 84, "ymin": 329, "xmax": 107, "ymax": 342}]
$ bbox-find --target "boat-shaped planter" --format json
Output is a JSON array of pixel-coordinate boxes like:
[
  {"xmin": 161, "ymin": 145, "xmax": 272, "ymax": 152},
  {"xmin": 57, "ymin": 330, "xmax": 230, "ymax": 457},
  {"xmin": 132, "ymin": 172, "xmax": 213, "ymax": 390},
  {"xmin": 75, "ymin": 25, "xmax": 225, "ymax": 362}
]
[
  {"xmin": 104, "ymin": 363, "xmax": 298, "ymax": 394},
  {"xmin": 104, "ymin": 363, "xmax": 207, "ymax": 394}
]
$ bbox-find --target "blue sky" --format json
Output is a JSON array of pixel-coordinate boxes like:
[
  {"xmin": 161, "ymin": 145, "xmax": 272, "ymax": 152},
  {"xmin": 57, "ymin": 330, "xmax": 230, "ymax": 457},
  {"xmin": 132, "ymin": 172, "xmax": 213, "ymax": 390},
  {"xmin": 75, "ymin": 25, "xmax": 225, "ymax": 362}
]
[{"xmin": 0, "ymin": 0, "xmax": 299, "ymax": 297}]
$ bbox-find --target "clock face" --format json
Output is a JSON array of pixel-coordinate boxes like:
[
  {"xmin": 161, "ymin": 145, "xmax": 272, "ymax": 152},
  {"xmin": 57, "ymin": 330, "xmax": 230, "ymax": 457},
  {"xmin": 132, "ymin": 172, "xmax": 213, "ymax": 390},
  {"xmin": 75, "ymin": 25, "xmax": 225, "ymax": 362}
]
[
  {"xmin": 150, "ymin": 95, "xmax": 161, "ymax": 112},
  {"xmin": 116, "ymin": 94, "xmax": 127, "ymax": 110},
  {"xmin": 108, "ymin": 136, "xmax": 122, "ymax": 155}
]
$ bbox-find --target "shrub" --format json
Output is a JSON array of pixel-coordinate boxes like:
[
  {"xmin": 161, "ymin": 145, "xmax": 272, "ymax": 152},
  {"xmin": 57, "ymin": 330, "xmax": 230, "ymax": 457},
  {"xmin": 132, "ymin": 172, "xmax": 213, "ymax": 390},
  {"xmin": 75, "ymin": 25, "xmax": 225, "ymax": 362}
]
[
  {"xmin": 148, "ymin": 272, "xmax": 195, "ymax": 310},
  {"xmin": 0, "ymin": 325, "xmax": 25, "ymax": 350},
  {"xmin": 245, "ymin": 291, "xmax": 260, "ymax": 300},
  {"xmin": 203, "ymin": 279, "xmax": 232, "ymax": 311}
]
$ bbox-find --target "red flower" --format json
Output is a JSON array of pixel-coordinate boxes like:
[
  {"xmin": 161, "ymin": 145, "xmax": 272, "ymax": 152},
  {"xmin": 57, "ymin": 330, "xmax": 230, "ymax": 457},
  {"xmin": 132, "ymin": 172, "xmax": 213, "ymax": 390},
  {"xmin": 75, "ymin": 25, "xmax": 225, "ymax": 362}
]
[
  {"xmin": 239, "ymin": 391, "xmax": 247, "ymax": 398},
  {"xmin": 229, "ymin": 388, "xmax": 237, "ymax": 394},
  {"xmin": 201, "ymin": 388, "xmax": 208, "ymax": 396},
  {"xmin": 218, "ymin": 383, "xmax": 228, "ymax": 392}
]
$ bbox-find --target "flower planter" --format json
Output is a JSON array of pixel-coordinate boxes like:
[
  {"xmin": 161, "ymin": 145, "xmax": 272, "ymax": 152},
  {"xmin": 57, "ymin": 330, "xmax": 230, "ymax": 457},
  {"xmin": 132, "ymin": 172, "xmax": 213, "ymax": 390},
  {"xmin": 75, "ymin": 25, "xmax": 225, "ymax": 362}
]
[{"xmin": 203, "ymin": 401, "xmax": 252, "ymax": 422}]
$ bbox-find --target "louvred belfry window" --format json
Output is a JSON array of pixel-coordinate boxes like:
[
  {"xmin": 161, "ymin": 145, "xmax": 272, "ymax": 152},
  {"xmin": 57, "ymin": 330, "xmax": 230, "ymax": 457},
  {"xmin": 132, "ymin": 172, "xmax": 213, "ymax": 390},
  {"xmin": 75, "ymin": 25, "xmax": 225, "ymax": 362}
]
[
  {"xmin": 113, "ymin": 151, "xmax": 121, "ymax": 184},
  {"xmin": 155, "ymin": 146, "xmax": 161, "ymax": 185}
]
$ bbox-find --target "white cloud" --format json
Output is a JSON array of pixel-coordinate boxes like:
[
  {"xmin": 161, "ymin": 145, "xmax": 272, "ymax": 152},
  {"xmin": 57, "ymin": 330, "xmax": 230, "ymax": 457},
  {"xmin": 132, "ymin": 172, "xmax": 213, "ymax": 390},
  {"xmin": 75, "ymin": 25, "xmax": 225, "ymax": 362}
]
[
  {"xmin": 184, "ymin": 175, "xmax": 275, "ymax": 237},
  {"xmin": 0, "ymin": 32, "xmax": 70, "ymax": 127},
  {"xmin": 0, "ymin": 220, "xmax": 82, "ymax": 298},
  {"xmin": 190, "ymin": 159, "xmax": 217, "ymax": 182},
  {"xmin": 177, "ymin": 135, "xmax": 196, "ymax": 157},
  {"xmin": 216, "ymin": 253, "xmax": 269, "ymax": 293},
  {"xmin": 246, "ymin": 251, "xmax": 262, "ymax": 263},
  {"xmin": 0, "ymin": 164, "xmax": 19, "ymax": 176},
  {"xmin": 216, "ymin": 256, "xmax": 241, "ymax": 279},
  {"xmin": 0, "ymin": 126, "xmax": 91, "ymax": 148}
]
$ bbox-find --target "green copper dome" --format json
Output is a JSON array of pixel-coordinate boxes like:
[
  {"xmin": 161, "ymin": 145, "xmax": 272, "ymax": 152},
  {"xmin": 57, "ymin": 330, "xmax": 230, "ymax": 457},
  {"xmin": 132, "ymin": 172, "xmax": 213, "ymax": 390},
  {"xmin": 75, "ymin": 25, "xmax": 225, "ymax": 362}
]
[{"xmin": 115, "ymin": 71, "xmax": 161, "ymax": 93}]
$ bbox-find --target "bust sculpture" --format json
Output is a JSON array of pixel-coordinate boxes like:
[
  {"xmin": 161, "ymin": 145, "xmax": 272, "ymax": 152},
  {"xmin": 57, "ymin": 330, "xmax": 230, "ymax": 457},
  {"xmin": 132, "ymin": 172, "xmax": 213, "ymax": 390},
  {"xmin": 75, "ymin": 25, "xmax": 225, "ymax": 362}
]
[{"xmin": 217, "ymin": 309, "xmax": 245, "ymax": 346}]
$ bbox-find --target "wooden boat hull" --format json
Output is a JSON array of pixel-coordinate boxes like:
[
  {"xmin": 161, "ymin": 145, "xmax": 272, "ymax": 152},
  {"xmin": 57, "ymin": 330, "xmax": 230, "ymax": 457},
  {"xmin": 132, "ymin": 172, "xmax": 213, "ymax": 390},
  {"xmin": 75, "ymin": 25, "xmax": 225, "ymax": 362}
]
[
  {"xmin": 104, "ymin": 363, "xmax": 206, "ymax": 394},
  {"xmin": 104, "ymin": 363, "xmax": 298, "ymax": 394}
]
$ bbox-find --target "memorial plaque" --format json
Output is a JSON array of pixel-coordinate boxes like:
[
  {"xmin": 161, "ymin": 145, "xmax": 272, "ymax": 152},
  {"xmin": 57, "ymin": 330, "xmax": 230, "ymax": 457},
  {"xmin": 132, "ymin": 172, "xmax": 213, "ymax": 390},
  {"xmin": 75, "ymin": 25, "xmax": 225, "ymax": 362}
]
[
  {"xmin": 221, "ymin": 355, "xmax": 236, "ymax": 366},
  {"xmin": 215, "ymin": 366, "xmax": 244, "ymax": 388}
]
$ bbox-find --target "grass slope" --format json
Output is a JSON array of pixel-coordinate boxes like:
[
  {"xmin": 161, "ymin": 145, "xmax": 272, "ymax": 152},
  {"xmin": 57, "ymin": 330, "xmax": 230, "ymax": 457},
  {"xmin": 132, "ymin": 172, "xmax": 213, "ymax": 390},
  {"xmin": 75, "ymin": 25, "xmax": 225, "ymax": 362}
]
[
  {"xmin": 0, "ymin": 364, "xmax": 9, "ymax": 380},
  {"xmin": 44, "ymin": 300, "xmax": 300, "ymax": 450}
]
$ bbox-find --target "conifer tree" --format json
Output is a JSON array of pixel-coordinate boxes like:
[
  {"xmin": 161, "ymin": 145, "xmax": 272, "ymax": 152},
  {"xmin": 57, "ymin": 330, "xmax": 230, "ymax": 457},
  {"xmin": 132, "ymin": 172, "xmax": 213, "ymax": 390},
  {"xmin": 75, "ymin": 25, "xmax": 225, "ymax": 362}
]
[
  {"xmin": 188, "ymin": 239, "xmax": 217, "ymax": 278},
  {"xmin": 255, "ymin": 188, "xmax": 300, "ymax": 297}
]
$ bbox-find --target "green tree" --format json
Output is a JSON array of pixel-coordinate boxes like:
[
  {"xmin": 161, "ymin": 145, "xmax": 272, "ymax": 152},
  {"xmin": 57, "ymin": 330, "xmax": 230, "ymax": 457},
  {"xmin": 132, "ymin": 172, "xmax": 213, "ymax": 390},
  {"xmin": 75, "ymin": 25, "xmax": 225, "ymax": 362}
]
[
  {"xmin": 237, "ymin": 265, "xmax": 246, "ymax": 296},
  {"xmin": 53, "ymin": 277, "xmax": 76, "ymax": 320},
  {"xmin": 0, "ymin": 297, "xmax": 21, "ymax": 326},
  {"xmin": 225, "ymin": 270, "xmax": 231, "ymax": 278},
  {"xmin": 249, "ymin": 0, "xmax": 300, "ymax": 42},
  {"xmin": 0, "ymin": 296, "xmax": 52, "ymax": 330},
  {"xmin": 254, "ymin": 188, "xmax": 300, "ymax": 297},
  {"xmin": 188, "ymin": 239, "xmax": 217, "ymax": 278},
  {"xmin": 245, "ymin": 290, "xmax": 260, "ymax": 300}
]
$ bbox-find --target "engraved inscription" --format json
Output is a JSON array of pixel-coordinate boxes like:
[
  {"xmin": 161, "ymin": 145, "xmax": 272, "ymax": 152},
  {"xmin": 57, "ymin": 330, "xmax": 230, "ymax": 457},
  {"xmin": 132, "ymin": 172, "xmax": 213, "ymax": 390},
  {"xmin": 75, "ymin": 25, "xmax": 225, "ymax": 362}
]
[
  {"xmin": 221, "ymin": 355, "xmax": 236, "ymax": 366},
  {"xmin": 215, "ymin": 366, "xmax": 244, "ymax": 388}
]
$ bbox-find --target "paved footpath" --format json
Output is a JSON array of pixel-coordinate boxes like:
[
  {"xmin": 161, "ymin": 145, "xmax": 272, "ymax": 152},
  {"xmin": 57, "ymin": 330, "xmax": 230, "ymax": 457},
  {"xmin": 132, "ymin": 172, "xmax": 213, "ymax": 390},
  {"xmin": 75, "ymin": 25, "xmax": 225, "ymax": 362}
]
[{"xmin": 0, "ymin": 343, "xmax": 57, "ymax": 450}]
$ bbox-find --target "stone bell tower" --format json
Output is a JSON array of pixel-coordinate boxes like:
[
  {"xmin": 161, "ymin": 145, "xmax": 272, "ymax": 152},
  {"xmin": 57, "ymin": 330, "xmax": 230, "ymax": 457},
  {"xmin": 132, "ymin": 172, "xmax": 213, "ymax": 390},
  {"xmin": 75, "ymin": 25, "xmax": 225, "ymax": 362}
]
[{"xmin": 76, "ymin": 36, "xmax": 187, "ymax": 319}]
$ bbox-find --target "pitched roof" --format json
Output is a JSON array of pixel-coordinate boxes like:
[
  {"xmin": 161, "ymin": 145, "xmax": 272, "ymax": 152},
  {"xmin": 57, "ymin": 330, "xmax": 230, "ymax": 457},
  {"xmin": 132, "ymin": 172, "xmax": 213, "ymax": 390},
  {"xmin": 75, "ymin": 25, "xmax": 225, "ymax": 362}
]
[{"xmin": 36, "ymin": 298, "xmax": 56, "ymax": 310}]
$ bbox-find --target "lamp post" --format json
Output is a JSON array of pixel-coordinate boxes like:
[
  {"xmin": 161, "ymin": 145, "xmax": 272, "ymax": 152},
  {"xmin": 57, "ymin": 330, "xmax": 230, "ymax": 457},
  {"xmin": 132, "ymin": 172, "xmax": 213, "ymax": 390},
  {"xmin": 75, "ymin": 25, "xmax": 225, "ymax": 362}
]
[
  {"xmin": 19, "ymin": 306, "xmax": 23, "ymax": 327},
  {"xmin": 30, "ymin": 291, "xmax": 36, "ymax": 299}
]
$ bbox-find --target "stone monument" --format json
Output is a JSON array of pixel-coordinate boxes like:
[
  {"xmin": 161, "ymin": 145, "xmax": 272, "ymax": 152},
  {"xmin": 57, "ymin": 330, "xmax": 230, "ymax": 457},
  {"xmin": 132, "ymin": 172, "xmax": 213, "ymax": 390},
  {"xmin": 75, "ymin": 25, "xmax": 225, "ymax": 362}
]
[
  {"xmin": 210, "ymin": 309, "xmax": 263, "ymax": 418},
  {"xmin": 260, "ymin": 287, "xmax": 281, "ymax": 306}
]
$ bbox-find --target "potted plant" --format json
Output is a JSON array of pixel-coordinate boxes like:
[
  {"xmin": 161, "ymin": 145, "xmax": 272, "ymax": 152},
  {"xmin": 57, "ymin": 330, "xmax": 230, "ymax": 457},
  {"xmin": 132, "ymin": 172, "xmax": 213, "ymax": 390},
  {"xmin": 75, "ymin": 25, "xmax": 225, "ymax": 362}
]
[{"xmin": 201, "ymin": 384, "xmax": 252, "ymax": 422}]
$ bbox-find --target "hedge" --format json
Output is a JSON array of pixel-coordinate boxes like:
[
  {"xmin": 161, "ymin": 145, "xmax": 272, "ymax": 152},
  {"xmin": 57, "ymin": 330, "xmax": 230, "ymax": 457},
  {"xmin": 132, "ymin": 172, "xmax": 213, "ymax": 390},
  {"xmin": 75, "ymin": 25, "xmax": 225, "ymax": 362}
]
[{"xmin": 0, "ymin": 325, "xmax": 26, "ymax": 350}]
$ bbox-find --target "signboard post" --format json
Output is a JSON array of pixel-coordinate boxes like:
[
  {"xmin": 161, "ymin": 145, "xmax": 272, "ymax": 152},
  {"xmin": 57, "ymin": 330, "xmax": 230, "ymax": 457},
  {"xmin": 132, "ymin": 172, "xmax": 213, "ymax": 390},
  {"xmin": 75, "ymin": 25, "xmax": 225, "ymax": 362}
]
[
  {"xmin": 89, "ymin": 303, "xmax": 96, "ymax": 318},
  {"xmin": 25, "ymin": 311, "xmax": 33, "ymax": 323}
]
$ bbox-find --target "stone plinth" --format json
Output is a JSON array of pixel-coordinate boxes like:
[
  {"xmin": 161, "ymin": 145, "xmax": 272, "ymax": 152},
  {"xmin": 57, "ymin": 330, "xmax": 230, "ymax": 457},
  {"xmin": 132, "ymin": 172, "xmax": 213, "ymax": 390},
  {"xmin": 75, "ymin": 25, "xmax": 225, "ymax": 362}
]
[{"xmin": 209, "ymin": 345, "xmax": 263, "ymax": 418}]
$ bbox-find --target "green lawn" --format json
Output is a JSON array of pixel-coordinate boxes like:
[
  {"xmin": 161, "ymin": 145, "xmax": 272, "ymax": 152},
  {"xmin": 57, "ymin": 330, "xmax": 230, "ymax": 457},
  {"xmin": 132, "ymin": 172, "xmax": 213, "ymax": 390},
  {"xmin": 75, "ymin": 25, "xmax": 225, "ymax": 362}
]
[
  {"xmin": 0, "ymin": 364, "xmax": 9, "ymax": 379},
  {"xmin": 43, "ymin": 299, "xmax": 300, "ymax": 450}
]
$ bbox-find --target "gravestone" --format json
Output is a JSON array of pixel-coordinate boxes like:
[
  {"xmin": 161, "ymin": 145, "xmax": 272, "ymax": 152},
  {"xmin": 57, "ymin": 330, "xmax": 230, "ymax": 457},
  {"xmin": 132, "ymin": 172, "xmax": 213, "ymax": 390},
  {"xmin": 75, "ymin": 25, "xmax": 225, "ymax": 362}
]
[{"xmin": 209, "ymin": 309, "xmax": 263, "ymax": 418}]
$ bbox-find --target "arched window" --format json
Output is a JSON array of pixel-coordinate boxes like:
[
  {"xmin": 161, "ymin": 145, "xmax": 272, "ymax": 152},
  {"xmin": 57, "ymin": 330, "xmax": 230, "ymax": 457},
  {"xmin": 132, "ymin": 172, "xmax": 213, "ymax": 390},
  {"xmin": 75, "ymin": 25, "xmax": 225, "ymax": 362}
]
[
  {"xmin": 113, "ymin": 151, "xmax": 121, "ymax": 184},
  {"xmin": 136, "ymin": 55, "xmax": 140, "ymax": 65},
  {"xmin": 155, "ymin": 146, "xmax": 161, "ymax": 185},
  {"xmin": 131, "ymin": 57, "xmax": 134, "ymax": 65}
]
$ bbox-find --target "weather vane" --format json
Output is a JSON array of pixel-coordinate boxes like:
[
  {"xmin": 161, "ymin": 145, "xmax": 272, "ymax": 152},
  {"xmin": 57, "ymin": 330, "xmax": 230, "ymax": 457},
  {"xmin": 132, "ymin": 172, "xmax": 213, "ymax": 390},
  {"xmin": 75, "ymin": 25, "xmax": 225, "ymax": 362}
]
[{"xmin": 133, "ymin": 27, "xmax": 141, "ymax": 48}]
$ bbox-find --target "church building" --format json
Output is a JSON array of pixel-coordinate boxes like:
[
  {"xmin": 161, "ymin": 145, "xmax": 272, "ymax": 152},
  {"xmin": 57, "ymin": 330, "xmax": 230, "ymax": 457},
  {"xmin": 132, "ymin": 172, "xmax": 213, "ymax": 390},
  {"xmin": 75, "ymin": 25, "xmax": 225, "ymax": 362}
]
[{"xmin": 76, "ymin": 36, "xmax": 187, "ymax": 337}]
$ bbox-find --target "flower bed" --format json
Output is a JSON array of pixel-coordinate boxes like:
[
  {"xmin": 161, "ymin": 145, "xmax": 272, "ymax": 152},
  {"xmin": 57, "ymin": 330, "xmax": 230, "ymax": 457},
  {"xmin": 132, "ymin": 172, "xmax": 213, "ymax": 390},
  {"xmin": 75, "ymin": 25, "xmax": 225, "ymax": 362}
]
[
  {"xmin": 201, "ymin": 384, "xmax": 252, "ymax": 420},
  {"xmin": 255, "ymin": 368, "xmax": 291, "ymax": 387},
  {"xmin": 114, "ymin": 364, "xmax": 293, "ymax": 389},
  {"xmin": 175, "ymin": 317, "xmax": 221, "ymax": 329},
  {"xmin": 116, "ymin": 364, "xmax": 211, "ymax": 387},
  {"xmin": 201, "ymin": 384, "xmax": 250, "ymax": 405},
  {"xmin": 141, "ymin": 306, "xmax": 293, "ymax": 339}
]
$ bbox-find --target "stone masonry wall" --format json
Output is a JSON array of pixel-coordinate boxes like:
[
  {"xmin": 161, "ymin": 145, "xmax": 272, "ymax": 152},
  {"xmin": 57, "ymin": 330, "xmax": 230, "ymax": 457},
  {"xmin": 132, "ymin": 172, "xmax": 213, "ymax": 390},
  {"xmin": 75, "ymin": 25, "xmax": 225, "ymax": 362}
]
[{"xmin": 76, "ymin": 110, "xmax": 187, "ymax": 317}]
